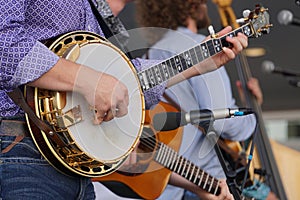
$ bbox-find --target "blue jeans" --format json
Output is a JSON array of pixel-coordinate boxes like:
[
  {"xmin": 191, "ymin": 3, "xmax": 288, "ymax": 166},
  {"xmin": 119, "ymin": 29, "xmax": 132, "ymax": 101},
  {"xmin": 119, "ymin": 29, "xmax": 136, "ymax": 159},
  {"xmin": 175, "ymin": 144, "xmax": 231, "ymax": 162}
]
[{"xmin": 0, "ymin": 135, "xmax": 95, "ymax": 200}]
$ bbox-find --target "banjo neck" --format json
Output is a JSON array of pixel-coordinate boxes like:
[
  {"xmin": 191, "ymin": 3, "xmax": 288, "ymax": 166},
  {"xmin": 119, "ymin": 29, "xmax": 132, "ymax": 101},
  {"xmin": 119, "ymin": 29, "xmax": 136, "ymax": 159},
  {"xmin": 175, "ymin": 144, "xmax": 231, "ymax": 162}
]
[{"xmin": 138, "ymin": 23, "xmax": 262, "ymax": 92}]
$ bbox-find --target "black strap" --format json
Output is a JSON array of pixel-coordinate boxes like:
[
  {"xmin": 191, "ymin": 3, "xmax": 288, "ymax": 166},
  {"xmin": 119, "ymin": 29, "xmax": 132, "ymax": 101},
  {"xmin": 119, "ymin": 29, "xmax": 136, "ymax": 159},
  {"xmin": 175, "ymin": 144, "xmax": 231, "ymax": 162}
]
[{"xmin": 87, "ymin": 0, "xmax": 133, "ymax": 59}]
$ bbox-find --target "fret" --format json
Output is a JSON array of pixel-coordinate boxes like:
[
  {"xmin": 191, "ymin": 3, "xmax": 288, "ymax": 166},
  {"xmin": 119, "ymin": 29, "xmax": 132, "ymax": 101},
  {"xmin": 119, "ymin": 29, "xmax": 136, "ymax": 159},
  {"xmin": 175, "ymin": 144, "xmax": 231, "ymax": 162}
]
[
  {"xmin": 173, "ymin": 155, "xmax": 180, "ymax": 172},
  {"xmin": 194, "ymin": 45, "xmax": 204, "ymax": 63},
  {"xmin": 174, "ymin": 55, "xmax": 184, "ymax": 73},
  {"xmin": 206, "ymin": 40, "xmax": 216, "ymax": 57},
  {"xmin": 169, "ymin": 150, "xmax": 177, "ymax": 170},
  {"xmin": 208, "ymin": 177, "xmax": 214, "ymax": 193},
  {"xmin": 241, "ymin": 25, "xmax": 252, "ymax": 37},
  {"xmin": 178, "ymin": 53, "xmax": 189, "ymax": 71},
  {"xmin": 214, "ymin": 180, "xmax": 220, "ymax": 195},
  {"xmin": 180, "ymin": 159, "xmax": 187, "ymax": 176},
  {"xmin": 157, "ymin": 63, "xmax": 167, "ymax": 83},
  {"xmin": 169, "ymin": 56, "xmax": 179, "ymax": 74},
  {"xmin": 198, "ymin": 170, "xmax": 205, "ymax": 187},
  {"xmin": 177, "ymin": 158, "xmax": 184, "ymax": 175},
  {"xmin": 185, "ymin": 162, "xmax": 192, "ymax": 179},
  {"xmin": 165, "ymin": 146, "xmax": 173, "ymax": 167},
  {"xmin": 152, "ymin": 65, "xmax": 162, "ymax": 85},
  {"xmin": 151, "ymin": 67, "xmax": 158, "ymax": 86},
  {"xmin": 189, "ymin": 164, "xmax": 196, "ymax": 181},
  {"xmin": 200, "ymin": 43, "xmax": 210, "ymax": 59},
  {"xmin": 203, "ymin": 173, "xmax": 209, "ymax": 189},
  {"xmin": 160, "ymin": 61, "xmax": 170, "ymax": 81},
  {"xmin": 165, "ymin": 59, "xmax": 176, "ymax": 78},
  {"xmin": 138, "ymin": 71, "xmax": 149, "ymax": 91},
  {"xmin": 212, "ymin": 38, "xmax": 223, "ymax": 53},
  {"xmin": 189, "ymin": 47, "xmax": 199, "ymax": 66},
  {"xmin": 148, "ymin": 67, "xmax": 157, "ymax": 88},
  {"xmin": 182, "ymin": 50, "xmax": 193, "ymax": 69},
  {"xmin": 155, "ymin": 144, "xmax": 164, "ymax": 162},
  {"xmin": 194, "ymin": 167, "xmax": 200, "ymax": 183},
  {"xmin": 160, "ymin": 145, "xmax": 168, "ymax": 165}
]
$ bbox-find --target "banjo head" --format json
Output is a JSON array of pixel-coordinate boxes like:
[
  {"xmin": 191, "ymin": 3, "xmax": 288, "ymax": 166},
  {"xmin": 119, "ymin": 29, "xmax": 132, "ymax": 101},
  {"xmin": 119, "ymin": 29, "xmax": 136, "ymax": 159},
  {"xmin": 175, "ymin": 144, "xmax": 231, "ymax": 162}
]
[
  {"xmin": 25, "ymin": 31, "xmax": 145, "ymax": 177},
  {"xmin": 69, "ymin": 41, "xmax": 144, "ymax": 162}
]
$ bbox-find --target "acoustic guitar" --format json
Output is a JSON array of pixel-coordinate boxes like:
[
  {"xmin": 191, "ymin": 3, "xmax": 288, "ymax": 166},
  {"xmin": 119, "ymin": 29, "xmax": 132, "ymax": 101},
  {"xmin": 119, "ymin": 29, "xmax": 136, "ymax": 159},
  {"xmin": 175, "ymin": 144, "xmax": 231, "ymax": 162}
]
[
  {"xmin": 20, "ymin": 5, "xmax": 271, "ymax": 178},
  {"xmin": 94, "ymin": 101, "xmax": 254, "ymax": 200}
]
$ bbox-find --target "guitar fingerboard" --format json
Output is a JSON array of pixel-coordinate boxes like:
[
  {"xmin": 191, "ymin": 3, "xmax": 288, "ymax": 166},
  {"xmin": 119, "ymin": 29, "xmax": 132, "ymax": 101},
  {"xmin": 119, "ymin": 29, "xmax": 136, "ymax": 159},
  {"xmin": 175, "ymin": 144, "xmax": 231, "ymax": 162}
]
[
  {"xmin": 138, "ymin": 23, "xmax": 253, "ymax": 92},
  {"xmin": 154, "ymin": 142, "xmax": 221, "ymax": 195}
]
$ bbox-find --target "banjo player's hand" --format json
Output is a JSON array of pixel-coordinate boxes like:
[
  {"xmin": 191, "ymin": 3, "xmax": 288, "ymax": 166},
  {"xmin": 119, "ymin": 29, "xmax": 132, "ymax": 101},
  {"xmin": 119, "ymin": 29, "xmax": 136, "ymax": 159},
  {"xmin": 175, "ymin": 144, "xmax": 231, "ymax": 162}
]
[
  {"xmin": 29, "ymin": 58, "xmax": 129, "ymax": 124},
  {"xmin": 87, "ymin": 72, "xmax": 129, "ymax": 124},
  {"xmin": 187, "ymin": 26, "xmax": 248, "ymax": 78}
]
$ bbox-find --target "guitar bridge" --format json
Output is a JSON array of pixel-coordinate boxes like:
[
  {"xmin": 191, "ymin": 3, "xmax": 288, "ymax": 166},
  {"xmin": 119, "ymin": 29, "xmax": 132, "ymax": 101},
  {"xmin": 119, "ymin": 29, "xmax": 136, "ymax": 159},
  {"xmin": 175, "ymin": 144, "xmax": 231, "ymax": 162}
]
[{"xmin": 57, "ymin": 105, "xmax": 83, "ymax": 128}]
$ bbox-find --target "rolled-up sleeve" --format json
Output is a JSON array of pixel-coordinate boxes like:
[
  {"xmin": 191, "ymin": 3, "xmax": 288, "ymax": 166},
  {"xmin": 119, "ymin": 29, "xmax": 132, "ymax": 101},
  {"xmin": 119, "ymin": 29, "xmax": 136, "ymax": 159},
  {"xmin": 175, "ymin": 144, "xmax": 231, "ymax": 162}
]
[
  {"xmin": 0, "ymin": 1, "xmax": 58, "ymax": 91},
  {"xmin": 131, "ymin": 58, "xmax": 166, "ymax": 109}
]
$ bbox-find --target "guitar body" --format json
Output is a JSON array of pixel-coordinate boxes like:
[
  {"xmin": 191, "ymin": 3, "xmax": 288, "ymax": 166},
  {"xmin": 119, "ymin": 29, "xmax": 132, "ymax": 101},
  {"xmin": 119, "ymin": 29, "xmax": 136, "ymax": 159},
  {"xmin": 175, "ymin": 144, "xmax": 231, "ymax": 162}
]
[{"xmin": 93, "ymin": 101, "xmax": 184, "ymax": 199}]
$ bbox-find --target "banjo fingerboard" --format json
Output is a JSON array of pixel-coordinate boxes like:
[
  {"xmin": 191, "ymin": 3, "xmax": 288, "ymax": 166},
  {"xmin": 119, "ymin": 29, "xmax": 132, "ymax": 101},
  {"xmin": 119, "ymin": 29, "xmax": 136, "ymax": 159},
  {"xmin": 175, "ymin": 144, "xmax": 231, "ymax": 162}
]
[{"xmin": 138, "ymin": 23, "xmax": 253, "ymax": 92}]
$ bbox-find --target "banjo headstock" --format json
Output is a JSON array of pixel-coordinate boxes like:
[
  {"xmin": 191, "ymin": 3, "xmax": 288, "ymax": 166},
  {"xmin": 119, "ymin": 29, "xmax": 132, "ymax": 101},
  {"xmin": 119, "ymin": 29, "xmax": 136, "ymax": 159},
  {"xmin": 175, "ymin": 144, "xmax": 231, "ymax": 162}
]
[{"xmin": 240, "ymin": 5, "xmax": 273, "ymax": 37}]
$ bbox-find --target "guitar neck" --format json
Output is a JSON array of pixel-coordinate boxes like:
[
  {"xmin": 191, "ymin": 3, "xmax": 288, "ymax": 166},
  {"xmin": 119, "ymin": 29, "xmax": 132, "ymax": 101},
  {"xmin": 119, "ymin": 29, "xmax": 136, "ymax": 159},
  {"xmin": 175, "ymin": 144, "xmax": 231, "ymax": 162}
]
[
  {"xmin": 146, "ymin": 140, "xmax": 254, "ymax": 200},
  {"xmin": 138, "ymin": 23, "xmax": 254, "ymax": 92},
  {"xmin": 154, "ymin": 142, "xmax": 221, "ymax": 195}
]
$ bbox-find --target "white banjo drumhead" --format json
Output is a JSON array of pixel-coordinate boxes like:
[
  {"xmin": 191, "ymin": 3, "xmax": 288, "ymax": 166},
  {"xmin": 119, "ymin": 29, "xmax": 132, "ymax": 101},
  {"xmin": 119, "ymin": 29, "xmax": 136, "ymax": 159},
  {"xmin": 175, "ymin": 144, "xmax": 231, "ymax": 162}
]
[{"xmin": 65, "ymin": 42, "xmax": 144, "ymax": 162}]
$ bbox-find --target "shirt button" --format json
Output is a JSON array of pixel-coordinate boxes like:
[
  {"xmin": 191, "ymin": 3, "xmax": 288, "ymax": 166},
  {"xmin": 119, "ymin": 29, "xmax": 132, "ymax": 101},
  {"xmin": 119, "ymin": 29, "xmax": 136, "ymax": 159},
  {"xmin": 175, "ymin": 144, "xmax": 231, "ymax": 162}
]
[{"xmin": 87, "ymin": 25, "xmax": 91, "ymax": 30}]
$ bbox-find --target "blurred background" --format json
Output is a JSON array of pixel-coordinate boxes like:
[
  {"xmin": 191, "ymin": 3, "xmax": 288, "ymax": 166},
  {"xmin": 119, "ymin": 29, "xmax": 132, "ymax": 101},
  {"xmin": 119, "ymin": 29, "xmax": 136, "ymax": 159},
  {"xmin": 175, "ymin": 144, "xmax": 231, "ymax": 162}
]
[{"xmin": 119, "ymin": 0, "xmax": 300, "ymax": 150}]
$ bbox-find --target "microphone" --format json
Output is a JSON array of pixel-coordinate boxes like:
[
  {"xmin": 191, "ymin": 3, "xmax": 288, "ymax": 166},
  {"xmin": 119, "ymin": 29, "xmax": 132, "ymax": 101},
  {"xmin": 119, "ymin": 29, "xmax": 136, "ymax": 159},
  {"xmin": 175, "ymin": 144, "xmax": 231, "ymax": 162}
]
[
  {"xmin": 153, "ymin": 108, "xmax": 253, "ymax": 131},
  {"xmin": 288, "ymin": 79, "xmax": 300, "ymax": 88},
  {"xmin": 261, "ymin": 60, "xmax": 300, "ymax": 77},
  {"xmin": 277, "ymin": 9, "xmax": 300, "ymax": 26}
]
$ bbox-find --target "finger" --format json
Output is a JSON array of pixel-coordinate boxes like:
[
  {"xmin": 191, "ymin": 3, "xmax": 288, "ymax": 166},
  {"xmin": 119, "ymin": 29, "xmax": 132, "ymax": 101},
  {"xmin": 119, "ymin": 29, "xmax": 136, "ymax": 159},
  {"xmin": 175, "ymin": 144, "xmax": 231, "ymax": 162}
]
[
  {"xmin": 114, "ymin": 102, "xmax": 128, "ymax": 117},
  {"xmin": 226, "ymin": 36, "xmax": 243, "ymax": 54},
  {"xmin": 222, "ymin": 47, "xmax": 235, "ymax": 59},
  {"xmin": 93, "ymin": 111, "xmax": 106, "ymax": 125},
  {"xmin": 103, "ymin": 109, "xmax": 114, "ymax": 121},
  {"xmin": 217, "ymin": 26, "xmax": 233, "ymax": 36}
]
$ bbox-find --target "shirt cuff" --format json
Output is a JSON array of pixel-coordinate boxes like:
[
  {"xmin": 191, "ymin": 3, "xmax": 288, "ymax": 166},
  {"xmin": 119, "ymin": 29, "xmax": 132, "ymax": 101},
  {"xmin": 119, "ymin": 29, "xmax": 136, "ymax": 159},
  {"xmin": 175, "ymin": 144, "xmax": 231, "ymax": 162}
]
[{"xmin": 9, "ymin": 41, "xmax": 59, "ymax": 88}]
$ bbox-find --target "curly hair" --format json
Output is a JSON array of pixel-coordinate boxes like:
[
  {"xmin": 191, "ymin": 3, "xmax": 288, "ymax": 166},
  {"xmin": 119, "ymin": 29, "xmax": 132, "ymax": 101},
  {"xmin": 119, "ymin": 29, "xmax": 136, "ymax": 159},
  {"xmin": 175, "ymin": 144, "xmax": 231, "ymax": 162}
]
[
  {"xmin": 135, "ymin": 0, "xmax": 207, "ymax": 44},
  {"xmin": 136, "ymin": 0, "xmax": 206, "ymax": 29}
]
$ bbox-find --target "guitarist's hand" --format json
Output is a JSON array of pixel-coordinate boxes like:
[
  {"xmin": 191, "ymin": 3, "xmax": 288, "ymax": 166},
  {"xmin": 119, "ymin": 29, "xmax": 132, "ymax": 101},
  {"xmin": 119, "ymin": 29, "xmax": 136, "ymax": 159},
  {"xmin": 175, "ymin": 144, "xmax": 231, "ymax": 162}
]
[{"xmin": 236, "ymin": 77, "xmax": 263, "ymax": 106}]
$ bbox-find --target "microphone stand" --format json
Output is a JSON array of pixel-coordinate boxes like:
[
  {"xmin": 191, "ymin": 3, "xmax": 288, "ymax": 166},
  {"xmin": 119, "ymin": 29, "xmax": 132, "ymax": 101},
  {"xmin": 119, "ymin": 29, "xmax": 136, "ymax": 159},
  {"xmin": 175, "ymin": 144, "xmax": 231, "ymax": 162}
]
[{"xmin": 199, "ymin": 120, "xmax": 242, "ymax": 200}]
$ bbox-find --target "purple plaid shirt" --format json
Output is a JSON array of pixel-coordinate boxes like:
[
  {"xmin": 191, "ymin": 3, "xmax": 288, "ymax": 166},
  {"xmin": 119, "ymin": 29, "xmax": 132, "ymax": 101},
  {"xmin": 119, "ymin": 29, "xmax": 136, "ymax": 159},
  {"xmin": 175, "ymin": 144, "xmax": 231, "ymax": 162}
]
[{"xmin": 0, "ymin": 0, "xmax": 164, "ymax": 117}]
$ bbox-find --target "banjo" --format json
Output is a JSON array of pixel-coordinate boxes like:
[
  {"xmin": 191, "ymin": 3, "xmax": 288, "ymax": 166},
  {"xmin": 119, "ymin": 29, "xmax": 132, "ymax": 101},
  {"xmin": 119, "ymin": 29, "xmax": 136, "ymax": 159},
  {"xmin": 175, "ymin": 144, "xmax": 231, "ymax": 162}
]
[{"xmin": 20, "ymin": 5, "xmax": 271, "ymax": 177}]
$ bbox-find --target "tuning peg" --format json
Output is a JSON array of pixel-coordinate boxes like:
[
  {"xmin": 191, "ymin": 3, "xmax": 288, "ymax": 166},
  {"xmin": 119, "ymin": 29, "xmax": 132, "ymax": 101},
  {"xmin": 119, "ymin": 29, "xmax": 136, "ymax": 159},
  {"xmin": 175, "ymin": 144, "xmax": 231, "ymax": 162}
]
[
  {"xmin": 260, "ymin": 7, "xmax": 269, "ymax": 13},
  {"xmin": 260, "ymin": 24, "xmax": 273, "ymax": 34},
  {"xmin": 243, "ymin": 9, "xmax": 251, "ymax": 18},
  {"xmin": 208, "ymin": 25, "xmax": 218, "ymax": 38},
  {"xmin": 236, "ymin": 17, "xmax": 246, "ymax": 24}
]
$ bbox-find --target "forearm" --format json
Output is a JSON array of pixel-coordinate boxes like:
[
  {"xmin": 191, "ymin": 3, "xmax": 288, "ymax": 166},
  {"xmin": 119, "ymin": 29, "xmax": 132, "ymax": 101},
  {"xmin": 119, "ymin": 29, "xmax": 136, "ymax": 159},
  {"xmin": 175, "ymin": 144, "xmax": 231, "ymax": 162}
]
[{"xmin": 28, "ymin": 58, "xmax": 101, "ymax": 94}]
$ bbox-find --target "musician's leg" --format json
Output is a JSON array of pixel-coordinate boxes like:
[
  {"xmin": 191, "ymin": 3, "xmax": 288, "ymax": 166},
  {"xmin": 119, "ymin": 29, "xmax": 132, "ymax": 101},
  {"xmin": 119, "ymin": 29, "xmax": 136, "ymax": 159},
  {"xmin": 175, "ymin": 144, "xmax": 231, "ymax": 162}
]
[{"xmin": 0, "ymin": 136, "xmax": 95, "ymax": 200}]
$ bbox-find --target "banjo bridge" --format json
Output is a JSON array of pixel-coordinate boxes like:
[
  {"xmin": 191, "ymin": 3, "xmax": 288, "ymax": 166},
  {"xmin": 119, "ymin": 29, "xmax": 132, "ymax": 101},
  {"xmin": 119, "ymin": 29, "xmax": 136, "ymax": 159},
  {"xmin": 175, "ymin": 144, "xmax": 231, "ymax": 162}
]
[{"xmin": 56, "ymin": 105, "xmax": 83, "ymax": 128}]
